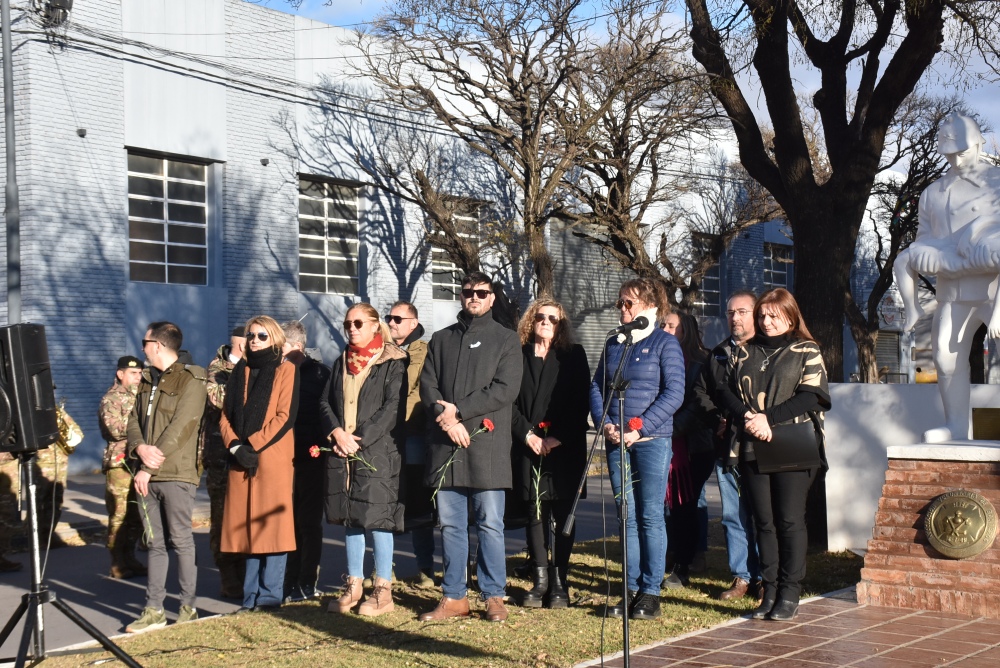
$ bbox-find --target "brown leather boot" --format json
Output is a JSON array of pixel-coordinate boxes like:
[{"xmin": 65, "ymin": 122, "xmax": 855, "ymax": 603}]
[
  {"xmin": 718, "ymin": 577, "xmax": 750, "ymax": 601},
  {"xmin": 329, "ymin": 576, "xmax": 363, "ymax": 613},
  {"xmin": 484, "ymin": 596, "xmax": 508, "ymax": 622},
  {"xmin": 418, "ymin": 596, "xmax": 470, "ymax": 621},
  {"xmin": 357, "ymin": 577, "xmax": 394, "ymax": 617}
]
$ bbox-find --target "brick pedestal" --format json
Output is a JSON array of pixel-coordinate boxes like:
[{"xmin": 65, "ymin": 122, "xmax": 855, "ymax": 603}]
[{"xmin": 857, "ymin": 444, "xmax": 1000, "ymax": 618}]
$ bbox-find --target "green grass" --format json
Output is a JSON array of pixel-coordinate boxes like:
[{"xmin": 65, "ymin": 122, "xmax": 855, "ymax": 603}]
[{"xmin": 40, "ymin": 522, "xmax": 862, "ymax": 668}]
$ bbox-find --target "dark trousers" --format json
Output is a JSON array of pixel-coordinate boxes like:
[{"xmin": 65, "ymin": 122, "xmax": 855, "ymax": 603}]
[
  {"xmin": 740, "ymin": 460, "xmax": 817, "ymax": 601},
  {"xmin": 285, "ymin": 464, "xmax": 325, "ymax": 594},
  {"xmin": 666, "ymin": 452, "xmax": 716, "ymax": 569},
  {"xmin": 526, "ymin": 498, "xmax": 575, "ymax": 572}
]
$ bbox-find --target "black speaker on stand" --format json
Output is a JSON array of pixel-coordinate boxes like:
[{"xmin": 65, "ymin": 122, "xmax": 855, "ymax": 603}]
[{"xmin": 0, "ymin": 324, "xmax": 140, "ymax": 667}]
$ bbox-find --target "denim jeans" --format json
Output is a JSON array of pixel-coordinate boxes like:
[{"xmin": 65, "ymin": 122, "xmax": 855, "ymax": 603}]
[
  {"xmin": 607, "ymin": 438, "xmax": 671, "ymax": 596},
  {"xmin": 345, "ymin": 527, "xmax": 394, "ymax": 580},
  {"xmin": 437, "ymin": 488, "xmax": 506, "ymax": 600},
  {"xmin": 716, "ymin": 463, "xmax": 759, "ymax": 582},
  {"xmin": 244, "ymin": 553, "xmax": 287, "ymax": 608},
  {"xmin": 142, "ymin": 481, "xmax": 197, "ymax": 610}
]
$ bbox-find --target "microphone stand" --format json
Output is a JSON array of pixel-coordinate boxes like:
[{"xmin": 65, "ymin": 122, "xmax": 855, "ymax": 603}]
[{"xmin": 564, "ymin": 330, "xmax": 636, "ymax": 667}]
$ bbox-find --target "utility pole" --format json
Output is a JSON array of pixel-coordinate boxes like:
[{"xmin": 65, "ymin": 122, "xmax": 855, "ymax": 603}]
[{"xmin": 1, "ymin": 0, "xmax": 20, "ymax": 324}]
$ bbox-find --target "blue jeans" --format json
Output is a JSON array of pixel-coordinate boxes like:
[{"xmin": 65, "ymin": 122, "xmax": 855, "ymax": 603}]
[
  {"xmin": 437, "ymin": 488, "xmax": 506, "ymax": 600},
  {"xmin": 607, "ymin": 438, "xmax": 671, "ymax": 596},
  {"xmin": 717, "ymin": 463, "xmax": 758, "ymax": 582},
  {"xmin": 345, "ymin": 527, "xmax": 394, "ymax": 580},
  {"xmin": 244, "ymin": 553, "xmax": 287, "ymax": 608}
]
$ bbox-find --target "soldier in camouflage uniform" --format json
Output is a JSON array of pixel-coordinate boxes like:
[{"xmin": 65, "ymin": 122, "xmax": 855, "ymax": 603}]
[
  {"xmin": 99, "ymin": 355, "xmax": 147, "ymax": 579},
  {"xmin": 0, "ymin": 452, "xmax": 22, "ymax": 572},
  {"xmin": 204, "ymin": 326, "xmax": 247, "ymax": 598},
  {"xmin": 33, "ymin": 397, "xmax": 83, "ymax": 547}
]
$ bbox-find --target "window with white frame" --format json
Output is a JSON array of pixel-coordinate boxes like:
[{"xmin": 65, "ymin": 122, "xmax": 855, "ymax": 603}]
[
  {"xmin": 432, "ymin": 204, "xmax": 479, "ymax": 301},
  {"xmin": 298, "ymin": 177, "xmax": 360, "ymax": 295},
  {"xmin": 127, "ymin": 152, "xmax": 208, "ymax": 285},
  {"xmin": 764, "ymin": 243, "xmax": 794, "ymax": 291},
  {"xmin": 691, "ymin": 234, "xmax": 721, "ymax": 317}
]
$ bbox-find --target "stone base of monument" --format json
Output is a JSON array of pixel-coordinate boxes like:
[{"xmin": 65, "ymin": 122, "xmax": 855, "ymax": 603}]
[{"xmin": 857, "ymin": 443, "xmax": 1000, "ymax": 618}]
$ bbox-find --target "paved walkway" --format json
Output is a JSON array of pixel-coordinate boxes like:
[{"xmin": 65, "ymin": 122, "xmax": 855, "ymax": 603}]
[{"xmin": 580, "ymin": 588, "xmax": 1000, "ymax": 667}]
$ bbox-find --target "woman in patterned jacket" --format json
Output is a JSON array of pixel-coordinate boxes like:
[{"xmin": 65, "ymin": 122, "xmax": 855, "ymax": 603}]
[{"xmin": 717, "ymin": 288, "xmax": 831, "ymax": 622}]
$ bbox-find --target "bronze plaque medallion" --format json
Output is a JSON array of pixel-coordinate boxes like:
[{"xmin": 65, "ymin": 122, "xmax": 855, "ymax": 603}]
[{"xmin": 924, "ymin": 490, "xmax": 997, "ymax": 559}]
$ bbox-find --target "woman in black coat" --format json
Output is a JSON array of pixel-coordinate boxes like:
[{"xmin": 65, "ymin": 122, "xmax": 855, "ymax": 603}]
[
  {"xmin": 511, "ymin": 298, "xmax": 591, "ymax": 608},
  {"xmin": 319, "ymin": 303, "xmax": 407, "ymax": 617}
]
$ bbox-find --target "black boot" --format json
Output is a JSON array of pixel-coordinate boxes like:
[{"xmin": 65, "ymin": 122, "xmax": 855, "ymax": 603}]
[
  {"xmin": 522, "ymin": 567, "xmax": 548, "ymax": 608},
  {"xmin": 546, "ymin": 566, "xmax": 568, "ymax": 609},
  {"xmin": 751, "ymin": 584, "xmax": 777, "ymax": 620},
  {"xmin": 605, "ymin": 590, "xmax": 637, "ymax": 618}
]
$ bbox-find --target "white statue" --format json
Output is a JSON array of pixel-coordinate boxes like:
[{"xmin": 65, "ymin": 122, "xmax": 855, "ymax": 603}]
[{"xmin": 894, "ymin": 112, "xmax": 1000, "ymax": 443}]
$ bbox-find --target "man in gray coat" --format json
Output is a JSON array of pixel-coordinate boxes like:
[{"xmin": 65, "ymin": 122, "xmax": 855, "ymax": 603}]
[{"xmin": 417, "ymin": 272, "xmax": 522, "ymax": 623}]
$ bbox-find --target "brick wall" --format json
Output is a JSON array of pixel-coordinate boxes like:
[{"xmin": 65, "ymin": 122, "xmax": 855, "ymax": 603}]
[{"xmin": 857, "ymin": 459, "xmax": 1000, "ymax": 618}]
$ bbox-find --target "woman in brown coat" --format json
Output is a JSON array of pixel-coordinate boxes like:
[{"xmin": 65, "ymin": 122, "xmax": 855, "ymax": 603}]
[{"xmin": 221, "ymin": 315, "xmax": 299, "ymax": 611}]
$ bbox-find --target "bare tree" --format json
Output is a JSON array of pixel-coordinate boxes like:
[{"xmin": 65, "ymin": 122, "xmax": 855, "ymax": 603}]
[
  {"xmin": 350, "ymin": 0, "xmax": 688, "ymax": 296},
  {"xmin": 685, "ymin": 0, "xmax": 1000, "ymax": 380}
]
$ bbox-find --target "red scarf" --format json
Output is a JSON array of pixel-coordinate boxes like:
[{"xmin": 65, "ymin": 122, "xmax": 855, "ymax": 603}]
[{"xmin": 346, "ymin": 332, "xmax": 383, "ymax": 375}]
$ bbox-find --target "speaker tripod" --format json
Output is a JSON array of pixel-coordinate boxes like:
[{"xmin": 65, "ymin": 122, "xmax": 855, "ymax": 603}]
[{"xmin": 0, "ymin": 451, "xmax": 141, "ymax": 667}]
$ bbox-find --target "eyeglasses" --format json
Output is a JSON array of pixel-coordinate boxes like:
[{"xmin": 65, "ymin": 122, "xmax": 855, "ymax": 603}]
[
  {"xmin": 141, "ymin": 339, "xmax": 158, "ymax": 347},
  {"xmin": 726, "ymin": 308, "xmax": 751, "ymax": 317},
  {"xmin": 615, "ymin": 298, "xmax": 635, "ymax": 310},
  {"xmin": 343, "ymin": 319, "xmax": 372, "ymax": 330},
  {"xmin": 534, "ymin": 314, "xmax": 559, "ymax": 324},
  {"xmin": 461, "ymin": 288, "xmax": 492, "ymax": 299},
  {"xmin": 384, "ymin": 315, "xmax": 415, "ymax": 324},
  {"xmin": 246, "ymin": 331, "xmax": 269, "ymax": 342}
]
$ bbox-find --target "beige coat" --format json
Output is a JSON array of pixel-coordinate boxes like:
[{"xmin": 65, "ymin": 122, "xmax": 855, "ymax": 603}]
[{"xmin": 220, "ymin": 361, "xmax": 298, "ymax": 554}]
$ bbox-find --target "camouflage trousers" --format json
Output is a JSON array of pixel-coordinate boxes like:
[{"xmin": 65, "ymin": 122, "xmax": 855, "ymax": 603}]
[
  {"xmin": 33, "ymin": 446, "xmax": 68, "ymax": 538},
  {"xmin": 0, "ymin": 457, "xmax": 21, "ymax": 554},
  {"xmin": 206, "ymin": 465, "xmax": 245, "ymax": 594},
  {"xmin": 105, "ymin": 467, "xmax": 144, "ymax": 551}
]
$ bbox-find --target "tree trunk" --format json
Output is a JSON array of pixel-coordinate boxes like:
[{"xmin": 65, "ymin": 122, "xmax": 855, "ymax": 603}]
[
  {"xmin": 852, "ymin": 325, "xmax": 879, "ymax": 384},
  {"xmin": 528, "ymin": 225, "xmax": 554, "ymax": 297},
  {"xmin": 791, "ymin": 223, "xmax": 854, "ymax": 383}
]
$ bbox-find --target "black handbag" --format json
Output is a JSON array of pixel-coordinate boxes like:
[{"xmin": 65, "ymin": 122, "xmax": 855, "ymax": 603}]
[{"xmin": 753, "ymin": 421, "xmax": 821, "ymax": 473}]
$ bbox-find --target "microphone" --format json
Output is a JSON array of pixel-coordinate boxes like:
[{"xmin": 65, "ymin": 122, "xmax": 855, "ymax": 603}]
[{"xmin": 607, "ymin": 316, "xmax": 649, "ymax": 337}]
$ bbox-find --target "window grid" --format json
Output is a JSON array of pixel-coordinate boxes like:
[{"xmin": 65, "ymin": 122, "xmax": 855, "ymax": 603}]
[
  {"xmin": 298, "ymin": 177, "xmax": 360, "ymax": 295},
  {"xmin": 764, "ymin": 243, "xmax": 794, "ymax": 291},
  {"xmin": 691, "ymin": 234, "xmax": 721, "ymax": 317},
  {"xmin": 432, "ymin": 209, "xmax": 478, "ymax": 301},
  {"xmin": 127, "ymin": 153, "xmax": 208, "ymax": 285}
]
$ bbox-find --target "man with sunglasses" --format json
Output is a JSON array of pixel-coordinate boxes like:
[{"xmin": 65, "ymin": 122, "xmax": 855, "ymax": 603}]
[
  {"xmin": 694, "ymin": 291, "xmax": 761, "ymax": 603},
  {"xmin": 125, "ymin": 321, "xmax": 207, "ymax": 632},
  {"xmin": 386, "ymin": 301, "xmax": 437, "ymax": 587},
  {"xmin": 418, "ymin": 272, "xmax": 522, "ymax": 623}
]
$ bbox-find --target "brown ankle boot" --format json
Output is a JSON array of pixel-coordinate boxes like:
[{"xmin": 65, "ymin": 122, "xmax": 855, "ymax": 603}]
[
  {"xmin": 329, "ymin": 576, "xmax": 363, "ymax": 613},
  {"xmin": 418, "ymin": 596, "xmax": 470, "ymax": 621},
  {"xmin": 357, "ymin": 577, "xmax": 394, "ymax": 617}
]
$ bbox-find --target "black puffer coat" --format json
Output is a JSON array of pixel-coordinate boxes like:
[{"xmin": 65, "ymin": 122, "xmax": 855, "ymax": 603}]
[{"xmin": 320, "ymin": 343, "xmax": 407, "ymax": 531}]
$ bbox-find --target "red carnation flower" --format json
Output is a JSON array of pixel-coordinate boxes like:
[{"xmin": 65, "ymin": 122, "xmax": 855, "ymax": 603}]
[
  {"xmin": 628, "ymin": 416, "xmax": 643, "ymax": 431},
  {"xmin": 483, "ymin": 418, "xmax": 495, "ymax": 432},
  {"xmin": 538, "ymin": 421, "xmax": 551, "ymax": 430},
  {"xmin": 309, "ymin": 445, "xmax": 321, "ymax": 458}
]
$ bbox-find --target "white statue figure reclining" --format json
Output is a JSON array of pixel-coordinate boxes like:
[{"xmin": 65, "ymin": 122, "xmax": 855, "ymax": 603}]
[{"xmin": 894, "ymin": 112, "xmax": 1000, "ymax": 443}]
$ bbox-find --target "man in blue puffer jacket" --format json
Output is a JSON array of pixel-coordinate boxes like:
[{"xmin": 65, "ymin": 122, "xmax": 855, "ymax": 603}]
[{"xmin": 590, "ymin": 278, "xmax": 685, "ymax": 620}]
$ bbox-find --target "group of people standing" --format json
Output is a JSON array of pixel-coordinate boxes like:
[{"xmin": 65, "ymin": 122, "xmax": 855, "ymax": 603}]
[{"xmin": 94, "ymin": 268, "xmax": 828, "ymax": 632}]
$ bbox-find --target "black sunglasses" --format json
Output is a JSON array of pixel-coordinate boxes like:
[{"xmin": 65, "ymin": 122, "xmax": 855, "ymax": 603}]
[
  {"xmin": 384, "ymin": 315, "xmax": 414, "ymax": 324},
  {"xmin": 534, "ymin": 314, "xmax": 559, "ymax": 324},
  {"xmin": 246, "ymin": 331, "xmax": 269, "ymax": 342},
  {"xmin": 344, "ymin": 319, "xmax": 371, "ymax": 330},
  {"xmin": 615, "ymin": 298, "xmax": 635, "ymax": 310},
  {"xmin": 141, "ymin": 339, "xmax": 159, "ymax": 347},
  {"xmin": 461, "ymin": 288, "xmax": 492, "ymax": 299}
]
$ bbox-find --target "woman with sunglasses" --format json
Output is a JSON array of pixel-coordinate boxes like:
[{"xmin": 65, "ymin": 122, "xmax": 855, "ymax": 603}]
[
  {"xmin": 590, "ymin": 278, "xmax": 685, "ymax": 620},
  {"xmin": 320, "ymin": 303, "xmax": 407, "ymax": 617},
  {"xmin": 220, "ymin": 315, "xmax": 299, "ymax": 612},
  {"xmin": 716, "ymin": 288, "xmax": 830, "ymax": 621},
  {"xmin": 511, "ymin": 299, "xmax": 591, "ymax": 608}
]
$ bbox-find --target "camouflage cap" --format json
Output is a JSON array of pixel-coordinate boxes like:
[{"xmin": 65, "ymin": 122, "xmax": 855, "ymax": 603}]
[{"xmin": 117, "ymin": 355, "xmax": 144, "ymax": 370}]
